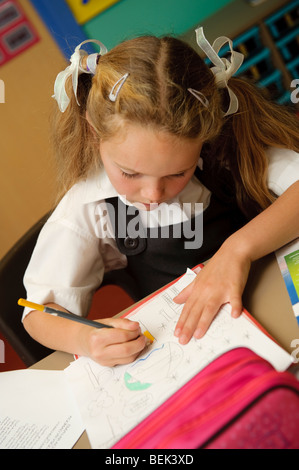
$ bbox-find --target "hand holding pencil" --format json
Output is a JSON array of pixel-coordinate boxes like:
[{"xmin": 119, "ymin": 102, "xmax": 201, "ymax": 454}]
[{"xmin": 19, "ymin": 298, "xmax": 153, "ymax": 367}]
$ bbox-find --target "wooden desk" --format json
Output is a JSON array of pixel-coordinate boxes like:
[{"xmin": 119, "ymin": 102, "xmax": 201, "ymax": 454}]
[
  {"xmin": 30, "ymin": 252, "xmax": 299, "ymax": 449},
  {"xmin": 243, "ymin": 253, "xmax": 299, "ymax": 354}
]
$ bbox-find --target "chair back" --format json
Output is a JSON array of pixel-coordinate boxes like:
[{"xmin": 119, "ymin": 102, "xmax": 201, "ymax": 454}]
[{"xmin": 0, "ymin": 215, "xmax": 54, "ymax": 367}]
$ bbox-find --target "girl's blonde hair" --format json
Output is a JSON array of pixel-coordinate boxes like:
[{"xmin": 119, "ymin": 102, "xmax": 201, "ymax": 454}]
[{"xmin": 51, "ymin": 35, "xmax": 299, "ymax": 216}]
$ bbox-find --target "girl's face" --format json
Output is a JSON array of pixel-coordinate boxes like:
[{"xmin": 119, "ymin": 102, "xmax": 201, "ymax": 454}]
[{"xmin": 100, "ymin": 123, "xmax": 202, "ymax": 210}]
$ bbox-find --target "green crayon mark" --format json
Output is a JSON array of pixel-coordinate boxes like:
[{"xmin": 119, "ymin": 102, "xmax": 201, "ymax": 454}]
[{"xmin": 124, "ymin": 372, "xmax": 152, "ymax": 391}]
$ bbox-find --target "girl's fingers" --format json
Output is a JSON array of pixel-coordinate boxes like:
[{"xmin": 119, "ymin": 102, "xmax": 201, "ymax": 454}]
[
  {"xmin": 90, "ymin": 324, "xmax": 143, "ymax": 351},
  {"xmin": 176, "ymin": 293, "xmax": 243, "ymax": 344},
  {"xmin": 174, "ymin": 296, "xmax": 198, "ymax": 339},
  {"xmin": 173, "ymin": 280, "xmax": 195, "ymax": 304},
  {"xmin": 99, "ymin": 335, "xmax": 147, "ymax": 367},
  {"xmin": 176, "ymin": 300, "xmax": 218, "ymax": 344},
  {"xmin": 97, "ymin": 317, "xmax": 141, "ymax": 331},
  {"xmin": 193, "ymin": 305, "xmax": 219, "ymax": 339},
  {"xmin": 230, "ymin": 295, "xmax": 243, "ymax": 319},
  {"xmin": 87, "ymin": 318, "xmax": 147, "ymax": 366}
]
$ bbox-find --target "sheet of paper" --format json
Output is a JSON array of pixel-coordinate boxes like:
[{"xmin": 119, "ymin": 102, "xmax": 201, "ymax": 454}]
[
  {"xmin": 0, "ymin": 369, "xmax": 85, "ymax": 449},
  {"xmin": 276, "ymin": 238, "xmax": 299, "ymax": 324},
  {"xmin": 65, "ymin": 269, "xmax": 293, "ymax": 449}
]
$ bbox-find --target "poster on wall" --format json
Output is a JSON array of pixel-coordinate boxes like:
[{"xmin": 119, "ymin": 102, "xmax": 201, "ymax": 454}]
[
  {"xmin": 66, "ymin": 0, "xmax": 121, "ymax": 25},
  {"xmin": 0, "ymin": 0, "xmax": 39, "ymax": 66}
]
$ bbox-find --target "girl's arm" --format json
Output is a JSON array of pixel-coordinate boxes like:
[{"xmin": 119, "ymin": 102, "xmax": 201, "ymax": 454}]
[
  {"xmin": 174, "ymin": 180, "xmax": 299, "ymax": 345},
  {"xmin": 23, "ymin": 303, "xmax": 147, "ymax": 366}
]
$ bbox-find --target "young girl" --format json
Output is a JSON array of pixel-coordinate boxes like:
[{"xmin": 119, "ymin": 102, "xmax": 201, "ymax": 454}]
[{"xmin": 23, "ymin": 28, "xmax": 299, "ymax": 366}]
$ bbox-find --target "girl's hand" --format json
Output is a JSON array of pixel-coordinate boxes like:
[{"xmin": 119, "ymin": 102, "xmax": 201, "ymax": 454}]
[
  {"xmin": 82, "ymin": 317, "xmax": 147, "ymax": 367},
  {"xmin": 173, "ymin": 240, "xmax": 251, "ymax": 345}
]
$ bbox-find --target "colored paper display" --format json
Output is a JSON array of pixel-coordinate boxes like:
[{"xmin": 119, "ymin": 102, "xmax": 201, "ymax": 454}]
[
  {"xmin": 66, "ymin": 0, "xmax": 120, "ymax": 25},
  {"xmin": 0, "ymin": 0, "xmax": 39, "ymax": 66}
]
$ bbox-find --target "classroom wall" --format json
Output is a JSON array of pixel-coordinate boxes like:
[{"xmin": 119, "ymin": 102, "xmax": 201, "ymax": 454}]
[
  {"xmin": 80, "ymin": 0, "xmax": 234, "ymax": 49},
  {"xmin": 0, "ymin": 0, "xmax": 66, "ymax": 259}
]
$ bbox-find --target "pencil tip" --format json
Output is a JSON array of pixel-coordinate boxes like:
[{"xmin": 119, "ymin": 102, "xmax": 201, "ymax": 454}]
[{"xmin": 143, "ymin": 330, "xmax": 155, "ymax": 343}]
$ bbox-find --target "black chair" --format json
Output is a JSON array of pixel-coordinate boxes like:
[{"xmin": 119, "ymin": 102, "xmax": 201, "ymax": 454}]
[
  {"xmin": 0, "ymin": 214, "xmax": 54, "ymax": 367},
  {"xmin": 0, "ymin": 213, "xmax": 138, "ymax": 367}
]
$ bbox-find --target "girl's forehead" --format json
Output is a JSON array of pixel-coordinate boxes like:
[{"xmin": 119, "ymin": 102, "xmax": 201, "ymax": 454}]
[
  {"xmin": 103, "ymin": 120, "xmax": 202, "ymax": 150},
  {"xmin": 100, "ymin": 122, "xmax": 202, "ymax": 175}
]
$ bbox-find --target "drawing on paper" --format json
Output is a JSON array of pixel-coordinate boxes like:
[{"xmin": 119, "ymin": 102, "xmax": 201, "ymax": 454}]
[
  {"xmin": 128, "ymin": 342, "xmax": 184, "ymax": 385},
  {"xmin": 64, "ymin": 269, "xmax": 293, "ymax": 449},
  {"xmin": 88, "ymin": 391, "xmax": 114, "ymax": 417},
  {"xmin": 124, "ymin": 372, "xmax": 152, "ymax": 391}
]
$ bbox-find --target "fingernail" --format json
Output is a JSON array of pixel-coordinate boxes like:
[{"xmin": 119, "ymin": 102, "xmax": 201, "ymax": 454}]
[
  {"xmin": 194, "ymin": 328, "xmax": 204, "ymax": 339},
  {"xmin": 179, "ymin": 334, "xmax": 188, "ymax": 345},
  {"xmin": 174, "ymin": 327, "xmax": 181, "ymax": 337}
]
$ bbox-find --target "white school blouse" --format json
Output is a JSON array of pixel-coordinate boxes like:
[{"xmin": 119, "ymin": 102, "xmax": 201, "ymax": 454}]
[{"xmin": 22, "ymin": 148, "xmax": 299, "ymax": 320}]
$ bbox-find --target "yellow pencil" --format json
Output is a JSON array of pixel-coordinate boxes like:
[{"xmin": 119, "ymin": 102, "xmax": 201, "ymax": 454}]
[{"xmin": 18, "ymin": 298, "xmax": 154, "ymax": 342}]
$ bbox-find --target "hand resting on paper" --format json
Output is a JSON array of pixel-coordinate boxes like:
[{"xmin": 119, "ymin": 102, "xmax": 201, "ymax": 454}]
[{"xmin": 173, "ymin": 238, "xmax": 251, "ymax": 345}]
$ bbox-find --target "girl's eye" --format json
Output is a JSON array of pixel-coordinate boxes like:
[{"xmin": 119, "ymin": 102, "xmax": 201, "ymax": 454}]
[
  {"xmin": 121, "ymin": 171, "xmax": 139, "ymax": 179},
  {"xmin": 120, "ymin": 170, "xmax": 185, "ymax": 179}
]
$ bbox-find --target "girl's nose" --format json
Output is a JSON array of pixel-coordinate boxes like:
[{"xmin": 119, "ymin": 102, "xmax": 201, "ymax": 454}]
[{"xmin": 141, "ymin": 179, "xmax": 165, "ymax": 202}]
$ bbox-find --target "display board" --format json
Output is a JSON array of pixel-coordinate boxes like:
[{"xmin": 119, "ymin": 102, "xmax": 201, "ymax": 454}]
[
  {"xmin": 65, "ymin": 0, "xmax": 120, "ymax": 25},
  {"xmin": 0, "ymin": 0, "xmax": 39, "ymax": 65}
]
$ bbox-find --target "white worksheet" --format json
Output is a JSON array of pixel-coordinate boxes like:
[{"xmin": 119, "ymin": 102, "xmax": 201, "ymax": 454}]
[
  {"xmin": 0, "ymin": 369, "xmax": 84, "ymax": 449},
  {"xmin": 65, "ymin": 269, "xmax": 293, "ymax": 449}
]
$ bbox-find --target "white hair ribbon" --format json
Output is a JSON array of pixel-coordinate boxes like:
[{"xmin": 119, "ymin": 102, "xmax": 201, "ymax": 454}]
[
  {"xmin": 195, "ymin": 27, "xmax": 244, "ymax": 116},
  {"xmin": 53, "ymin": 39, "xmax": 108, "ymax": 113}
]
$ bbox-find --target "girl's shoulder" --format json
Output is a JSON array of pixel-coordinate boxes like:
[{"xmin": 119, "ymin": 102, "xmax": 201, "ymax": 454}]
[
  {"xmin": 266, "ymin": 146, "xmax": 299, "ymax": 162},
  {"xmin": 267, "ymin": 147, "xmax": 299, "ymax": 196},
  {"xmin": 47, "ymin": 169, "xmax": 118, "ymax": 232},
  {"xmin": 56, "ymin": 169, "xmax": 118, "ymax": 209},
  {"xmin": 69, "ymin": 168, "xmax": 118, "ymax": 205}
]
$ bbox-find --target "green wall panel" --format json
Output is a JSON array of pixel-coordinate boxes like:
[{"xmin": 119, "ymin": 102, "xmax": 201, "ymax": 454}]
[{"xmin": 82, "ymin": 0, "xmax": 234, "ymax": 48}]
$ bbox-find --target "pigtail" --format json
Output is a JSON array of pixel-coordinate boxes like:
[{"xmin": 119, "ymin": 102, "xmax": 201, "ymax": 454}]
[
  {"xmin": 50, "ymin": 73, "xmax": 99, "ymax": 201},
  {"xmin": 215, "ymin": 77, "xmax": 299, "ymax": 217}
]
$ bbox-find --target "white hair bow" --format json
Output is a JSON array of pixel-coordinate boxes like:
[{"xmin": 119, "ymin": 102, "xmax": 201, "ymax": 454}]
[
  {"xmin": 195, "ymin": 27, "xmax": 244, "ymax": 116},
  {"xmin": 53, "ymin": 39, "xmax": 108, "ymax": 113}
]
